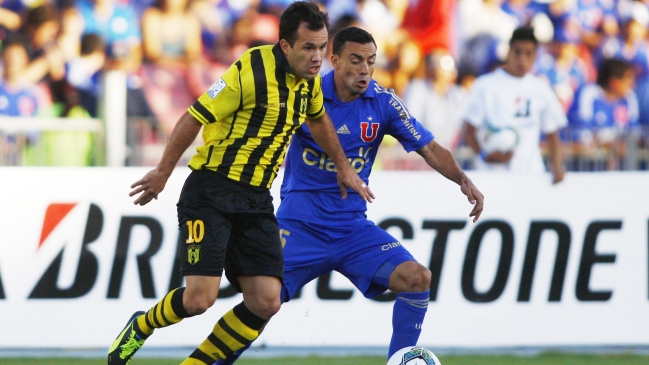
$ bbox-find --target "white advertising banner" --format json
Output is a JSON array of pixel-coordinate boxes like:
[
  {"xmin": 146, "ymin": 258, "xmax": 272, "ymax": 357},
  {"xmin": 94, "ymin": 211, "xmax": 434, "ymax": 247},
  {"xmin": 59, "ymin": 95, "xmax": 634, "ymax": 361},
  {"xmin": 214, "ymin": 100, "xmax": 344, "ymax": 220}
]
[{"xmin": 0, "ymin": 168, "xmax": 647, "ymax": 349}]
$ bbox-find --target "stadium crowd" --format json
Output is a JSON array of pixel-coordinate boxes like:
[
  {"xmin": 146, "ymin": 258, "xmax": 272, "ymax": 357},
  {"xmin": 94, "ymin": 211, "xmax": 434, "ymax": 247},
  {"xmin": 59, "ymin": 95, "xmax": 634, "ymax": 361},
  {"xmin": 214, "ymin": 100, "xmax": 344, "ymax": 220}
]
[{"xmin": 0, "ymin": 0, "xmax": 648, "ymax": 170}]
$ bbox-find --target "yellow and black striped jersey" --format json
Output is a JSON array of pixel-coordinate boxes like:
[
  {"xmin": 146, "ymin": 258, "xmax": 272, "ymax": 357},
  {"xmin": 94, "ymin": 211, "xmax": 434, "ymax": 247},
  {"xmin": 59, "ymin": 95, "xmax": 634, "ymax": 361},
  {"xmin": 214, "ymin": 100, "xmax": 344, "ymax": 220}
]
[{"xmin": 187, "ymin": 44, "xmax": 326, "ymax": 188}]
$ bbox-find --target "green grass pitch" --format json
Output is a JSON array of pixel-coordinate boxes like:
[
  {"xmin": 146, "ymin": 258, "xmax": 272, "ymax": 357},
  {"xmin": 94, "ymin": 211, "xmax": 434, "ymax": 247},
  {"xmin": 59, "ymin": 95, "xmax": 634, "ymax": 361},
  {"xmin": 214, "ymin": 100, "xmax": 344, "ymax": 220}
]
[{"xmin": 2, "ymin": 353, "xmax": 649, "ymax": 365}]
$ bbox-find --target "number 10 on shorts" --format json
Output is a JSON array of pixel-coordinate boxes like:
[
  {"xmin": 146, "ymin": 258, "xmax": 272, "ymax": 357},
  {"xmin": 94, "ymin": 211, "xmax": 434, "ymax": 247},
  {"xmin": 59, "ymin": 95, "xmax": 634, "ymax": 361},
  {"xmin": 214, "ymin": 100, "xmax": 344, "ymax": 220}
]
[{"xmin": 185, "ymin": 220, "xmax": 205, "ymax": 244}]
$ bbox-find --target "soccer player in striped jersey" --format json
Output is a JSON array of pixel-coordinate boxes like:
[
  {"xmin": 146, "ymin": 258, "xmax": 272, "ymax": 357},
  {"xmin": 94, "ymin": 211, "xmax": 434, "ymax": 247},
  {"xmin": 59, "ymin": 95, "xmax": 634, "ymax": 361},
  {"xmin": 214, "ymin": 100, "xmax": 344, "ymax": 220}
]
[
  {"xmin": 107, "ymin": 3, "xmax": 372, "ymax": 365},
  {"xmin": 209, "ymin": 26, "xmax": 484, "ymax": 364}
]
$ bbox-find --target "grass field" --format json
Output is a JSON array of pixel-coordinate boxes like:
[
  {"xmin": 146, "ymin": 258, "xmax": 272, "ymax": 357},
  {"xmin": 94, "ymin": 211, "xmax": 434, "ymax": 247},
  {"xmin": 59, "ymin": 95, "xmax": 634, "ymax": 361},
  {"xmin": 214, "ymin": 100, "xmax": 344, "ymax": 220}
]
[{"xmin": 2, "ymin": 353, "xmax": 649, "ymax": 365}]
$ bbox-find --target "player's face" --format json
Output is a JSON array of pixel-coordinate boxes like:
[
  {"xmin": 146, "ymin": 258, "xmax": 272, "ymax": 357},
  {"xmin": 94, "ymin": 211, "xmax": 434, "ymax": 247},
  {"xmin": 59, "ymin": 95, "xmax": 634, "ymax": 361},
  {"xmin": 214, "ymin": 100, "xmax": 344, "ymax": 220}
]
[
  {"xmin": 505, "ymin": 40, "xmax": 537, "ymax": 77},
  {"xmin": 331, "ymin": 41, "xmax": 376, "ymax": 102},
  {"xmin": 281, "ymin": 22, "xmax": 328, "ymax": 80}
]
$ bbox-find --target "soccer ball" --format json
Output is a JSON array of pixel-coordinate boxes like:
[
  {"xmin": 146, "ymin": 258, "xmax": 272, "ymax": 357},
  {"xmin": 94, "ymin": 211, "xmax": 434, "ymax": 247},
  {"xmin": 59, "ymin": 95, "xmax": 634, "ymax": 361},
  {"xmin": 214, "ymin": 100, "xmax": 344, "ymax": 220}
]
[
  {"xmin": 386, "ymin": 346, "xmax": 441, "ymax": 365},
  {"xmin": 482, "ymin": 127, "xmax": 518, "ymax": 153}
]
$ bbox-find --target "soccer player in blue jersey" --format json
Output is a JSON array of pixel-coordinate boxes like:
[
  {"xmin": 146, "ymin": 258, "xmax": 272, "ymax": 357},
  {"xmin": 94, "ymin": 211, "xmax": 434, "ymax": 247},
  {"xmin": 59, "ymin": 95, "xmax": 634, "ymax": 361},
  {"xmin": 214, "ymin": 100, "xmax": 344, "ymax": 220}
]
[{"xmin": 207, "ymin": 27, "xmax": 484, "ymax": 364}]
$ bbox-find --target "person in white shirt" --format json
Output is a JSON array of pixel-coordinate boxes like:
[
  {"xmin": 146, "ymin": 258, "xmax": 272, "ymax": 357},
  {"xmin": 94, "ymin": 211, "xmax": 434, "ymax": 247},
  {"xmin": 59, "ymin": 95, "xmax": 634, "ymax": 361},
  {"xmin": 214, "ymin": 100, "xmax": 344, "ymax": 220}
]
[
  {"xmin": 405, "ymin": 50, "xmax": 467, "ymax": 152},
  {"xmin": 462, "ymin": 26, "xmax": 567, "ymax": 184}
]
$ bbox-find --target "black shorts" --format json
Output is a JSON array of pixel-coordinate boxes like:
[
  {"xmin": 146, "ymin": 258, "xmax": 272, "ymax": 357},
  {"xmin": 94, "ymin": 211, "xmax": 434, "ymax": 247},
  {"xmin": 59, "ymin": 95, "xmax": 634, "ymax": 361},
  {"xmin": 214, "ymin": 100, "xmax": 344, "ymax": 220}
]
[{"xmin": 176, "ymin": 169, "xmax": 283, "ymax": 292}]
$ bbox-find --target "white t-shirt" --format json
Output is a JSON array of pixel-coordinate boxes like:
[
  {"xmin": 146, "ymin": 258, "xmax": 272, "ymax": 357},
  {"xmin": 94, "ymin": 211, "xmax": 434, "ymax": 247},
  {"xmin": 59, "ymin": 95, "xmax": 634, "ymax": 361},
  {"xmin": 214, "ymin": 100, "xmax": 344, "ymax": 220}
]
[
  {"xmin": 404, "ymin": 79, "xmax": 467, "ymax": 151},
  {"xmin": 462, "ymin": 68, "xmax": 567, "ymax": 172}
]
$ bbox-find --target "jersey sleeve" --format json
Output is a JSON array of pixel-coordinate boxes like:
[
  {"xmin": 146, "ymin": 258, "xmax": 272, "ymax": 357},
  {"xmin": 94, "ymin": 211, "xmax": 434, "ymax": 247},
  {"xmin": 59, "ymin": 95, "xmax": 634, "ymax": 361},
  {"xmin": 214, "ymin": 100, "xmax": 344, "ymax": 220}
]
[
  {"xmin": 188, "ymin": 63, "xmax": 241, "ymax": 125},
  {"xmin": 461, "ymin": 79, "xmax": 486, "ymax": 128},
  {"xmin": 540, "ymin": 82, "xmax": 568, "ymax": 134},
  {"xmin": 307, "ymin": 76, "xmax": 325, "ymax": 119},
  {"xmin": 384, "ymin": 93, "xmax": 433, "ymax": 152}
]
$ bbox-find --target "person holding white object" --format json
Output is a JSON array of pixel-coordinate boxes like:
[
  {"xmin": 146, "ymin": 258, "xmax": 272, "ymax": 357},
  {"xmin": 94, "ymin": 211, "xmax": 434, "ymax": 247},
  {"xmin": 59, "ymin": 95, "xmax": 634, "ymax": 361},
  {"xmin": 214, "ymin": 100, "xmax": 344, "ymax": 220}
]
[{"xmin": 462, "ymin": 26, "xmax": 567, "ymax": 184}]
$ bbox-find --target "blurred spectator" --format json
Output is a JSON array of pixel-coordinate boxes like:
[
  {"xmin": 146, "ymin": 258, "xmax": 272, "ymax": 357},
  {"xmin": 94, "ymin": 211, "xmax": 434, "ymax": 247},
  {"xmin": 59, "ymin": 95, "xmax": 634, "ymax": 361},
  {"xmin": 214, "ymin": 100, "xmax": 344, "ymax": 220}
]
[
  {"xmin": 567, "ymin": 58, "xmax": 638, "ymax": 169},
  {"xmin": 457, "ymin": 0, "xmax": 517, "ymax": 76},
  {"xmin": 595, "ymin": 1, "xmax": 649, "ymax": 83},
  {"xmin": 0, "ymin": 39, "xmax": 39, "ymax": 117},
  {"xmin": 63, "ymin": 33, "xmax": 106, "ymax": 117},
  {"xmin": 0, "ymin": 39, "xmax": 39, "ymax": 165},
  {"xmin": 405, "ymin": 50, "xmax": 466, "ymax": 151},
  {"xmin": 190, "ymin": 0, "xmax": 225, "ymax": 59},
  {"xmin": 462, "ymin": 26, "xmax": 567, "ymax": 183},
  {"xmin": 401, "ymin": 0, "xmax": 455, "ymax": 56},
  {"xmin": 575, "ymin": 0, "xmax": 620, "ymax": 50},
  {"xmin": 0, "ymin": 1, "xmax": 21, "ymax": 45},
  {"xmin": 74, "ymin": 0, "xmax": 155, "ymax": 118},
  {"xmin": 535, "ymin": 27, "xmax": 590, "ymax": 112},
  {"xmin": 140, "ymin": 0, "xmax": 205, "ymax": 136}
]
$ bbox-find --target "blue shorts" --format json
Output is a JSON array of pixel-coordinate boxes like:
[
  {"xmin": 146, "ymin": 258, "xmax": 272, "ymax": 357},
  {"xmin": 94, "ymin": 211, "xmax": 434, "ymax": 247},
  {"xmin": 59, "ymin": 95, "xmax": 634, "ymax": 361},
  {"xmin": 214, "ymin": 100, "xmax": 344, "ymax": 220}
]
[{"xmin": 278, "ymin": 218, "xmax": 416, "ymax": 301}]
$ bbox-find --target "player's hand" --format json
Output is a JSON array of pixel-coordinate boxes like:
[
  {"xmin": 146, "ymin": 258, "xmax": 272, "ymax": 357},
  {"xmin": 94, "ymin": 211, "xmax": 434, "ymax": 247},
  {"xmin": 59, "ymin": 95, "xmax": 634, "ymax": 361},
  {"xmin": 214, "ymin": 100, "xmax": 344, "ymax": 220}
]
[
  {"xmin": 484, "ymin": 150, "xmax": 513, "ymax": 163},
  {"xmin": 129, "ymin": 168, "xmax": 170, "ymax": 206},
  {"xmin": 461, "ymin": 178, "xmax": 484, "ymax": 223},
  {"xmin": 336, "ymin": 165, "xmax": 374, "ymax": 202},
  {"xmin": 551, "ymin": 163, "xmax": 565, "ymax": 184}
]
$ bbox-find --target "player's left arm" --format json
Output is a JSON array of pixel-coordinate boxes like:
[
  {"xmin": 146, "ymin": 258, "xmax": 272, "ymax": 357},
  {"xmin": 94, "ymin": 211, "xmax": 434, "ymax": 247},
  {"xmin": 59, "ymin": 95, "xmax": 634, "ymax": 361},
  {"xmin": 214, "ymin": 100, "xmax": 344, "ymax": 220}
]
[
  {"xmin": 416, "ymin": 140, "xmax": 484, "ymax": 222},
  {"xmin": 545, "ymin": 131, "xmax": 564, "ymax": 184},
  {"xmin": 306, "ymin": 112, "xmax": 375, "ymax": 202}
]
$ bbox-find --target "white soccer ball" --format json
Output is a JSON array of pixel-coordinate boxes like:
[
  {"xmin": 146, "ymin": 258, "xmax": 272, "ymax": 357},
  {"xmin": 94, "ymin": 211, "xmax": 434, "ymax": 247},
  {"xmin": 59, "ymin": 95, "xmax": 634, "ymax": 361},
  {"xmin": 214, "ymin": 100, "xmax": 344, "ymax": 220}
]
[
  {"xmin": 482, "ymin": 127, "xmax": 518, "ymax": 153},
  {"xmin": 386, "ymin": 346, "xmax": 441, "ymax": 365}
]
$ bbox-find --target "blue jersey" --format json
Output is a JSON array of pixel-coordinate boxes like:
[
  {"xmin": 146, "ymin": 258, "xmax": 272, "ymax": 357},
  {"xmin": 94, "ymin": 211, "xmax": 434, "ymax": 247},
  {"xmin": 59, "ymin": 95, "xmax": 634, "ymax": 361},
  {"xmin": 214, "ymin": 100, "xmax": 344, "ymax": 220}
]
[{"xmin": 276, "ymin": 71, "xmax": 433, "ymax": 226}]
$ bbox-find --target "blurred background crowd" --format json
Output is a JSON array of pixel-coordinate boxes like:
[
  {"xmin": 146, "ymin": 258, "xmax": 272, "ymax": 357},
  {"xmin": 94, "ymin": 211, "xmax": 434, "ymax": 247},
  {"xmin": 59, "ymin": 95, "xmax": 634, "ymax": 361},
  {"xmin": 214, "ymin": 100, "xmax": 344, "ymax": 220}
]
[{"xmin": 1, "ymin": 0, "xmax": 648, "ymax": 170}]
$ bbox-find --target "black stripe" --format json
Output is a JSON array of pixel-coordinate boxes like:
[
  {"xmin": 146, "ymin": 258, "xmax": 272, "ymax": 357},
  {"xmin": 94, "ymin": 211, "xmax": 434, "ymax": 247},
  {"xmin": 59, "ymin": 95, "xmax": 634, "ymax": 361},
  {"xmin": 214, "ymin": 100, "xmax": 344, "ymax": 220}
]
[
  {"xmin": 307, "ymin": 104, "xmax": 324, "ymax": 118},
  {"xmin": 159, "ymin": 293, "xmax": 171, "ymax": 325},
  {"xmin": 221, "ymin": 61, "xmax": 244, "ymax": 144},
  {"xmin": 200, "ymin": 145, "xmax": 215, "ymax": 170},
  {"xmin": 189, "ymin": 348, "xmax": 218, "ymax": 364},
  {"xmin": 232, "ymin": 302, "xmax": 266, "ymax": 330},
  {"xmin": 144, "ymin": 312, "xmax": 155, "ymax": 330},
  {"xmin": 217, "ymin": 317, "xmax": 250, "ymax": 345},
  {"xmin": 207, "ymin": 332, "xmax": 235, "ymax": 358},
  {"xmin": 191, "ymin": 101, "xmax": 216, "ymax": 124},
  {"xmin": 151, "ymin": 303, "xmax": 162, "ymax": 327},
  {"xmin": 219, "ymin": 49, "xmax": 268, "ymax": 179},
  {"xmin": 244, "ymin": 49, "xmax": 291, "ymax": 186}
]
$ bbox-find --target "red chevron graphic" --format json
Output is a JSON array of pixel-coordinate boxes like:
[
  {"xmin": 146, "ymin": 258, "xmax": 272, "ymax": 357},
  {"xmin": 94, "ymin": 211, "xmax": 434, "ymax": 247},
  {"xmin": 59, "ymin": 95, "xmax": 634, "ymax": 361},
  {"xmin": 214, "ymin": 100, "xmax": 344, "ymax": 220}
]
[{"xmin": 38, "ymin": 203, "xmax": 77, "ymax": 249}]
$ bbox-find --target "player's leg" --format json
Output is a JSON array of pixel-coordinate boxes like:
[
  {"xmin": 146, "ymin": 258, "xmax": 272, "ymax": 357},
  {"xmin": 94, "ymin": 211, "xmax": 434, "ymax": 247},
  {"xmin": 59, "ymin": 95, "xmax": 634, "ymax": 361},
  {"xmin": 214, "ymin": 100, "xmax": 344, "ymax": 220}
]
[
  {"xmin": 181, "ymin": 208, "xmax": 285, "ymax": 365},
  {"xmin": 210, "ymin": 218, "xmax": 334, "ymax": 365},
  {"xmin": 334, "ymin": 220, "xmax": 431, "ymax": 358},
  {"xmin": 386, "ymin": 260, "xmax": 431, "ymax": 357},
  {"xmin": 108, "ymin": 170, "xmax": 230, "ymax": 365}
]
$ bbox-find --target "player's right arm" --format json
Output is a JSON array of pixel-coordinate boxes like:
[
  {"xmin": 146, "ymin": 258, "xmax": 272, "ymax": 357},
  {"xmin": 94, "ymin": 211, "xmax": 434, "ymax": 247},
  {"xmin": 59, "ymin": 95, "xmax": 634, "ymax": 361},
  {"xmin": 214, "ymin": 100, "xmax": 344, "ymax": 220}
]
[
  {"xmin": 130, "ymin": 112, "xmax": 203, "ymax": 205},
  {"xmin": 305, "ymin": 111, "xmax": 375, "ymax": 202},
  {"xmin": 417, "ymin": 140, "xmax": 484, "ymax": 223}
]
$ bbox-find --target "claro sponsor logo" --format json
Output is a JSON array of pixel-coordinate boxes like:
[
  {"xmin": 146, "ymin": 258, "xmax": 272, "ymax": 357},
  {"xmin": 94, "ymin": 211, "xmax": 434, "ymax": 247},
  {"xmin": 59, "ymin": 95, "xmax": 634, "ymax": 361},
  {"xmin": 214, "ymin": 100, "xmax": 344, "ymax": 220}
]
[
  {"xmin": 5, "ymin": 204, "xmax": 643, "ymax": 304},
  {"xmin": 302, "ymin": 146, "xmax": 372, "ymax": 173},
  {"xmin": 382, "ymin": 242, "xmax": 401, "ymax": 251}
]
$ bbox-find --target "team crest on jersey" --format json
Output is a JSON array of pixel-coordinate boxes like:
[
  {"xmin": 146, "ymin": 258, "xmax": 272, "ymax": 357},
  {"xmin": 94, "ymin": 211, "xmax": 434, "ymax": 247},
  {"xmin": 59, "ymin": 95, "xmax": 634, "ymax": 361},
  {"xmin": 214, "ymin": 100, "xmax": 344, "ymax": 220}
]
[
  {"xmin": 360, "ymin": 121, "xmax": 379, "ymax": 142},
  {"xmin": 187, "ymin": 244, "xmax": 202, "ymax": 265},
  {"xmin": 300, "ymin": 98, "xmax": 308, "ymax": 115}
]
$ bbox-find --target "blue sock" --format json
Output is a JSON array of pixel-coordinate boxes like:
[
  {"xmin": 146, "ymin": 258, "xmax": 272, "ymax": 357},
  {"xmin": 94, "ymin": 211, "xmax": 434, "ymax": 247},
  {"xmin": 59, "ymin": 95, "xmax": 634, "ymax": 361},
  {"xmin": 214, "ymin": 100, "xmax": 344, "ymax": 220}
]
[
  {"xmin": 389, "ymin": 290, "xmax": 429, "ymax": 358},
  {"xmin": 212, "ymin": 343, "xmax": 251, "ymax": 365}
]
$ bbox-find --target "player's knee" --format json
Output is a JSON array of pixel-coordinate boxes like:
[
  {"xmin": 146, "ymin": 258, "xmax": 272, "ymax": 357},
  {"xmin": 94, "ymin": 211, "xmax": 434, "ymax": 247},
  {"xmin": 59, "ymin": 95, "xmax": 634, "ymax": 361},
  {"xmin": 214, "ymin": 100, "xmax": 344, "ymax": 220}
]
[
  {"xmin": 183, "ymin": 293, "xmax": 216, "ymax": 315},
  {"xmin": 246, "ymin": 295, "xmax": 282, "ymax": 320},
  {"xmin": 405, "ymin": 264, "xmax": 431, "ymax": 292}
]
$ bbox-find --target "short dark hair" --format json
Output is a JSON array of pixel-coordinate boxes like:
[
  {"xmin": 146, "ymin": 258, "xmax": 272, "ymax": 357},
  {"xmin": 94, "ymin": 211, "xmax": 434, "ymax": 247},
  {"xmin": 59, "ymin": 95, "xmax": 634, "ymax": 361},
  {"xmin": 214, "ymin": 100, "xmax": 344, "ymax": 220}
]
[
  {"xmin": 332, "ymin": 27, "xmax": 376, "ymax": 55},
  {"xmin": 279, "ymin": 1, "xmax": 329, "ymax": 46},
  {"xmin": 510, "ymin": 26, "xmax": 538, "ymax": 46},
  {"xmin": 80, "ymin": 33, "xmax": 105, "ymax": 56},
  {"xmin": 597, "ymin": 58, "xmax": 634, "ymax": 88}
]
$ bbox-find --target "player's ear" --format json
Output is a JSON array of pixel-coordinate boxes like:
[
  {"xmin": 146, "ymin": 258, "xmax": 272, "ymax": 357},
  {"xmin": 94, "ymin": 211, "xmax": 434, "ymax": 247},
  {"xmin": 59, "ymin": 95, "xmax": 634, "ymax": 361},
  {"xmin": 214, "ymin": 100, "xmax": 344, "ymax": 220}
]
[
  {"xmin": 279, "ymin": 39, "xmax": 291, "ymax": 55},
  {"xmin": 331, "ymin": 54, "xmax": 339, "ymax": 69}
]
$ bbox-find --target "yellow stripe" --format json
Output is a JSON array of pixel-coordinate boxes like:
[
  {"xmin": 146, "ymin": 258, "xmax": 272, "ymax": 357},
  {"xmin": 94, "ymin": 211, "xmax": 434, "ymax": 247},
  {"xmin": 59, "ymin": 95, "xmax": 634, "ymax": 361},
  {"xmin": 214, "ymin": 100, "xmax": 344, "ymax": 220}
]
[
  {"xmin": 222, "ymin": 311, "xmax": 258, "ymax": 341},
  {"xmin": 188, "ymin": 107, "xmax": 210, "ymax": 125}
]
